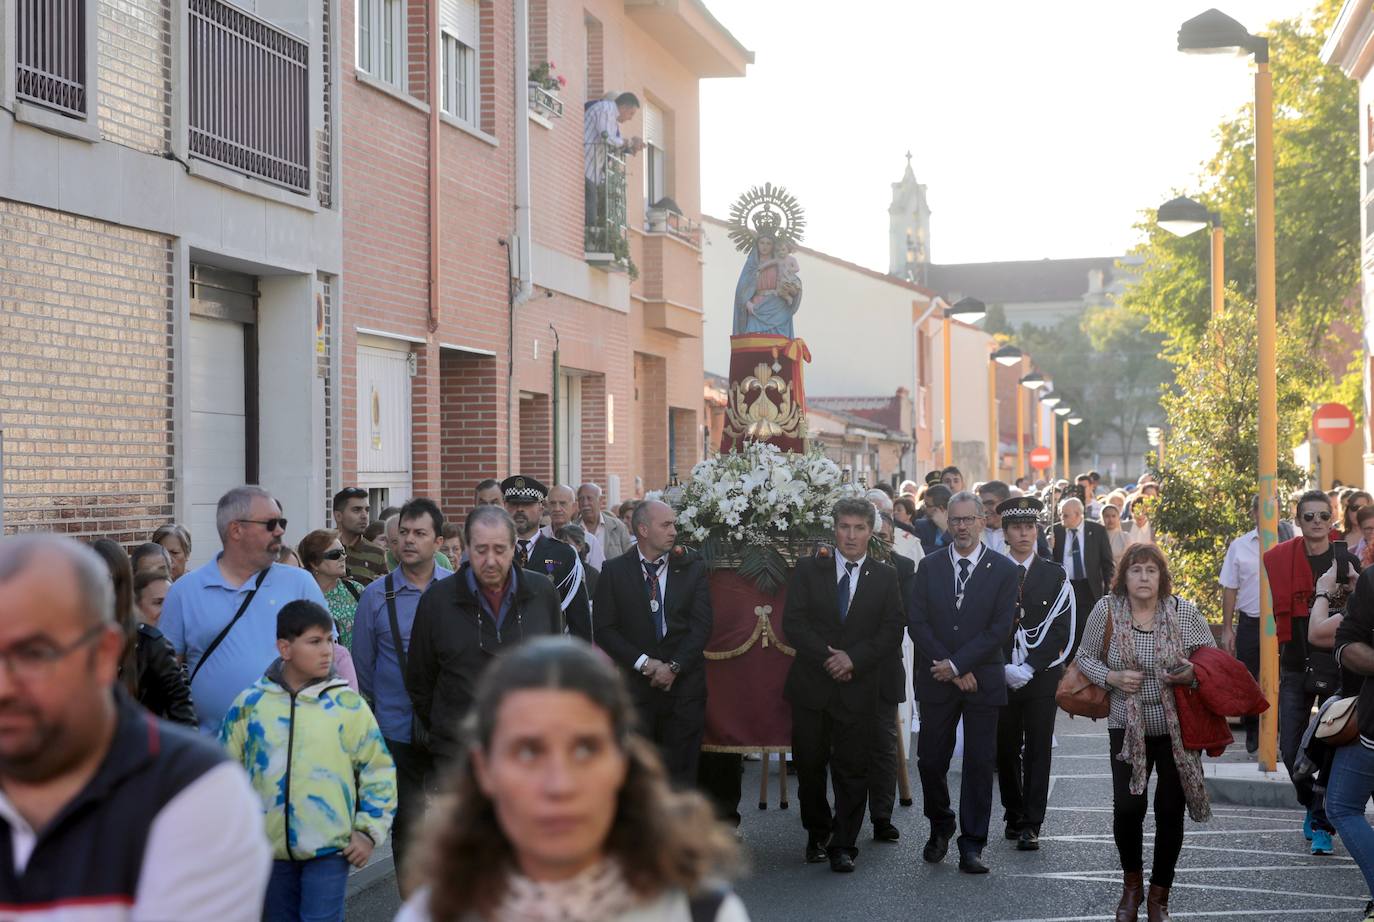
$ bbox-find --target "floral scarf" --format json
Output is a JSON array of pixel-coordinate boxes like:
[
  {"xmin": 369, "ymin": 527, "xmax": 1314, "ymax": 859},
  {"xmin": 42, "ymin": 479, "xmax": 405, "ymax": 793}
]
[
  {"xmin": 1110, "ymin": 594, "xmax": 1212, "ymax": 823},
  {"xmin": 489, "ymin": 860, "xmax": 640, "ymax": 922}
]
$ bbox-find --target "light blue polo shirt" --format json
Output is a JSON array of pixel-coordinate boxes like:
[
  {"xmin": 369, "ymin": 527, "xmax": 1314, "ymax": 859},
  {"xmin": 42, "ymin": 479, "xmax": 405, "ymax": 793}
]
[{"xmin": 161, "ymin": 556, "xmax": 327, "ymax": 734}]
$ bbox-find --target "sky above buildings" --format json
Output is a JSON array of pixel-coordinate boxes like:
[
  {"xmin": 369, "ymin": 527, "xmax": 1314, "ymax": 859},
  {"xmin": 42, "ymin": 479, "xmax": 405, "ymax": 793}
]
[{"xmin": 699, "ymin": 0, "xmax": 1319, "ymax": 269}]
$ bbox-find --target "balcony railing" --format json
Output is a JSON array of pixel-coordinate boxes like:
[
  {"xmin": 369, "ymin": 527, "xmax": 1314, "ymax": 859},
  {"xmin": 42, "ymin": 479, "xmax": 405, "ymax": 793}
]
[
  {"xmin": 585, "ymin": 137, "xmax": 631, "ymax": 274},
  {"xmin": 528, "ymin": 83, "xmax": 564, "ymax": 120},
  {"xmin": 16, "ymin": 0, "xmax": 87, "ymax": 116},
  {"xmin": 188, "ymin": 0, "xmax": 310, "ymax": 194}
]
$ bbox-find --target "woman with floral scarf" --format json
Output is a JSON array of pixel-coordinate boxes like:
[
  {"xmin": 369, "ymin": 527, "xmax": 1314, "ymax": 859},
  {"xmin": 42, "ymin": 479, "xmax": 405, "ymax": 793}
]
[{"xmin": 1075, "ymin": 543, "xmax": 1215, "ymax": 922}]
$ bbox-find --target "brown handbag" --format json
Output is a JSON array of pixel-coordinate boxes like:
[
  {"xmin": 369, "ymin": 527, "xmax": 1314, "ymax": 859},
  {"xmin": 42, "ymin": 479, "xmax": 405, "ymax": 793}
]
[{"xmin": 1056, "ymin": 609, "xmax": 1114, "ymax": 719}]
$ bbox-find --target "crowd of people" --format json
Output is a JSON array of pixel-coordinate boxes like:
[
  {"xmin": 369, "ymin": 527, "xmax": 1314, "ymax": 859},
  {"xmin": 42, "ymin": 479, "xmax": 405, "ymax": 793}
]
[{"xmin": 6, "ymin": 463, "xmax": 1374, "ymax": 921}]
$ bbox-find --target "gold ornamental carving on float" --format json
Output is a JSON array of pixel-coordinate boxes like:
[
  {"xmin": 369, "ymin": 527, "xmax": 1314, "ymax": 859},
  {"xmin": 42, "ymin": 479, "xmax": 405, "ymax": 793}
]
[
  {"xmin": 703, "ymin": 605, "xmax": 796, "ymax": 660},
  {"xmin": 723, "ymin": 361, "xmax": 805, "ymax": 444}
]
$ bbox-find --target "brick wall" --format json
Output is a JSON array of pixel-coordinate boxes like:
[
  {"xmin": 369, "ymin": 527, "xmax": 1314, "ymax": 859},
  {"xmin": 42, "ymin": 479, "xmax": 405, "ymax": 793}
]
[
  {"xmin": 635, "ymin": 352, "xmax": 667, "ymax": 491},
  {"xmin": 529, "ymin": 0, "xmax": 548, "ymax": 66},
  {"xmin": 0, "ymin": 202, "xmax": 174, "ymax": 540},
  {"xmin": 406, "ymin": 0, "xmax": 429, "ymax": 102},
  {"xmin": 411, "ymin": 341, "xmax": 441, "ymax": 500},
  {"xmin": 97, "ymin": 0, "xmax": 171, "ymax": 153},
  {"xmin": 579, "ymin": 373, "xmax": 606, "ymax": 486},
  {"xmin": 585, "ymin": 14, "xmax": 603, "ymax": 98},
  {"xmin": 439, "ymin": 350, "xmax": 501, "ymax": 520},
  {"xmin": 519, "ymin": 393, "xmax": 552, "ymax": 483}
]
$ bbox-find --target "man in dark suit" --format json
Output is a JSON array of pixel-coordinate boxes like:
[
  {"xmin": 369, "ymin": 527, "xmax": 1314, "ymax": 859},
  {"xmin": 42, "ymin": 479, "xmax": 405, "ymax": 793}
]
[
  {"xmin": 994, "ymin": 496, "xmax": 1075, "ymax": 851},
  {"xmin": 868, "ymin": 513, "xmax": 917, "ymax": 843},
  {"xmin": 914, "ymin": 484, "xmax": 952, "ymax": 556},
  {"xmin": 910, "ymin": 490, "xmax": 1018, "ymax": 874},
  {"xmin": 784, "ymin": 497, "xmax": 905, "ymax": 873},
  {"xmin": 503, "ymin": 475, "xmax": 592, "ymax": 637},
  {"xmin": 592, "ymin": 499, "xmax": 713, "ymax": 786},
  {"xmin": 1050, "ymin": 496, "xmax": 1113, "ymax": 655}
]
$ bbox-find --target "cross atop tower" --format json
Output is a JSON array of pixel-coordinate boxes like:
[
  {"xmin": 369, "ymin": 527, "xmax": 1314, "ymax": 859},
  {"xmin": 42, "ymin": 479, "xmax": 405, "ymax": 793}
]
[{"xmin": 889, "ymin": 155, "xmax": 930, "ymax": 283}]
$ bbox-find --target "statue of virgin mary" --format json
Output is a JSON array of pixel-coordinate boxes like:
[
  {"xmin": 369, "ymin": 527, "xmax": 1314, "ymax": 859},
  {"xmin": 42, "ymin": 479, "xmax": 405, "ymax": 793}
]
[{"xmin": 732, "ymin": 231, "xmax": 803, "ymax": 338}]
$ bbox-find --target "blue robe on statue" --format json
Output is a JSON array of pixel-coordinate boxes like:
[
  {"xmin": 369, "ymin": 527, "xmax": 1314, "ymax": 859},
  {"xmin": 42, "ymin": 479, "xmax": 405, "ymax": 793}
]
[{"xmin": 732, "ymin": 245, "xmax": 801, "ymax": 338}]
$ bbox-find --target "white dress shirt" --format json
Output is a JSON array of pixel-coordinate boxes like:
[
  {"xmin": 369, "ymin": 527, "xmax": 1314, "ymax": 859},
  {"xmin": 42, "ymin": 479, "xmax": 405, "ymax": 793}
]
[
  {"xmin": 951, "ymin": 543, "xmax": 984, "ymax": 598},
  {"xmin": 1219, "ymin": 529, "xmax": 1262, "ymax": 616},
  {"xmin": 836, "ymin": 552, "xmax": 866, "ymax": 597},
  {"xmin": 633, "ymin": 551, "xmax": 670, "ymax": 672},
  {"xmin": 1061, "ymin": 523, "xmax": 1086, "ymax": 581},
  {"xmin": 983, "ymin": 528, "xmax": 1007, "ymax": 556}
]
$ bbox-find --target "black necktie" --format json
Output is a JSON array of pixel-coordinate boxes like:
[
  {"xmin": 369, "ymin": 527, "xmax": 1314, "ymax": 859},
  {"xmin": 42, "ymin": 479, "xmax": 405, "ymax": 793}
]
[
  {"xmin": 1070, "ymin": 529, "xmax": 1084, "ymax": 581},
  {"xmin": 516, "ymin": 539, "xmax": 530, "ymax": 570},
  {"xmin": 642, "ymin": 558, "xmax": 664, "ymax": 637},
  {"xmin": 956, "ymin": 558, "xmax": 972, "ymax": 609},
  {"xmin": 838, "ymin": 561, "xmax": 856, "ymax": 621}
]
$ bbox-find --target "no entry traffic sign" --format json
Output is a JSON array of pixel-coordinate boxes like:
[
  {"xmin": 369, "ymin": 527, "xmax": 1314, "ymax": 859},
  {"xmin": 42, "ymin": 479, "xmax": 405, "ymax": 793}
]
[
  {"xmin": 1313, "ymin": 403, "xmax": 1356, "ymax": 445},
  {"xmin": 1029, "ymin": 446, "xmax": 1052, "ymax": 469}
]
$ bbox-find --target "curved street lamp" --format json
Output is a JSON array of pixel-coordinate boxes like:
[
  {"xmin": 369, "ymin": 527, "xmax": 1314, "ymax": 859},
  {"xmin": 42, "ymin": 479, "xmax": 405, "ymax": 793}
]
[
  {"xmin": 1040, "ymin": 392, "xmax": 1062, "ymax": 408},
  {"xmin": 1157, "ymin": 195, "xmax": 1224, "ymax": 318},
  {"xmin": 941, "ymin": 298, "xmax": 986, "ymax": 466},
  {"xmin": 1180, "ymin": 5, "xmax": 1280, "ymax": 769},
  {"xmin": 991, "ymin": 344, "xmax": 1023, "ymax": 366}
]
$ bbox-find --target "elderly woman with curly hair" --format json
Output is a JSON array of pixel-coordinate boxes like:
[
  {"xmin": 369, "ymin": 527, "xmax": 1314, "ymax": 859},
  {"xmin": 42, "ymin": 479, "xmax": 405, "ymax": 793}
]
[
  {"xmin": 1074, "ymin": 543, "xmax": 1215, "ymax": 922},
  {"xmin": 397, "ymin": 636, "xmax": 747, "ymax": 922}
]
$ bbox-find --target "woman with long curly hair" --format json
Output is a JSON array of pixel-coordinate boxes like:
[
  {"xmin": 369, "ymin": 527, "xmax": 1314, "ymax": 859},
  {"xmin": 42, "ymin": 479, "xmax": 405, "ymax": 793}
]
[{"xmin": 397, "ymin": 636, "xmax": 747, "ymax": 922}]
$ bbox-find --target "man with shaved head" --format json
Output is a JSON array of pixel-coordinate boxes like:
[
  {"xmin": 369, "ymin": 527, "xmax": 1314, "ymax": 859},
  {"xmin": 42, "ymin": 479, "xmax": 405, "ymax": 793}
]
[
  {"xmin": 592, "ymin": 499, "xmax": 714, "ymax": 785},
  {"xmin": 0, "ymin": 535, "xmax": 269, "ymax": 917}
]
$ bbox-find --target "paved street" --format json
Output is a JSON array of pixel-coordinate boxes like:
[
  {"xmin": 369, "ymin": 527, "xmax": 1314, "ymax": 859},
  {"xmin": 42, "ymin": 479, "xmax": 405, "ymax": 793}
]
[{"xmin": 347, "ymin": 712, "xmax": 1370, "ymax": 920}]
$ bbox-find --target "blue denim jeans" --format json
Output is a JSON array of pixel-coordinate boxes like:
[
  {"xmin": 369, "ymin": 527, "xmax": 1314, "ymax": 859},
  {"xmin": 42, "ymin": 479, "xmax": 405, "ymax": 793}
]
[
  {"xmin": 1327, "ymin": 744, "xmax": 1374, "ymax": 897},
  {"xmin": 263, "ymin": 855, "xmax": 349, "ymax": 922},
  {"xmin": 1279, "ymin": 668, "xmax": 1334, "ymax": 832}
]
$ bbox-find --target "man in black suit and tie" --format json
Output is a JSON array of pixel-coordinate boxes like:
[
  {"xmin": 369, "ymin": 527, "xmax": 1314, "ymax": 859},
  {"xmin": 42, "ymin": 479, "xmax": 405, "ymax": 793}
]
[
  {"xmin": 592, "ymin": 499, "xmax": 713, "ymax": 786},
  {"xmin": 1050, "ymin": 496, "xmax": 1113, "ymax": 655},
  {"xmin": 994, "ymin": 496, "xmax": 1075, "ymax": 852},
  {"xmin": 504, "ymin": 475, "xmax": 592, "ymax": 637},
  {"xmin": 910, "ymin": 490, "xmax": 1019, "ymax": 874},
  {"xmin": 784, "ymin": 497, "xmax": 905, "ymax": 873}
]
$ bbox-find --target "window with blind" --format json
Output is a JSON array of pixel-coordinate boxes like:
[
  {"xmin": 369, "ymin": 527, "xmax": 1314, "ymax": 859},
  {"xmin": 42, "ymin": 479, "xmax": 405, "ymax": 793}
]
[
  {"xmin": 642, "ymin": 101, "xmax": 667, "ymax": 219},
  {"xmin": 357, "ymin": 0, "xmax": 406, "ymax": 89},
  {"xmin": 440, "ymin": 0, "xmax": 479, "ymax": 124}
]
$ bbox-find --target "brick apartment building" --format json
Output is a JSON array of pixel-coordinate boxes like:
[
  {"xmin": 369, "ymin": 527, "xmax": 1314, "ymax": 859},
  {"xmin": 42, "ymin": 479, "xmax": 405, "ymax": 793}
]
[
  {"xmin": 340, "ymin": 0, "xmax": 751, "ymax": 521},
  {"xmin": 0, "ymin": 0, "xmax": 748, "ymax": 552},
  {"xmin": 1, "ymin": 0, "xmax": 342, "ymax": 565}
]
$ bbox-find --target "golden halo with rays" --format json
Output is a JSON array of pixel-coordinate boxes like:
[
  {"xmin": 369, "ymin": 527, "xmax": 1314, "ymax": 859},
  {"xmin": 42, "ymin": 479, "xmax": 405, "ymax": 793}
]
[{"xmin": 726, "ymin": 183, "xmax": 807, "ymax": 253}]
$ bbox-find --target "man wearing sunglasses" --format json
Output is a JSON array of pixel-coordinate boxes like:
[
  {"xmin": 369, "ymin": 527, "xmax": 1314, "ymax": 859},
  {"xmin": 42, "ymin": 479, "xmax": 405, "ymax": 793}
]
[
  {"xmin": 162, "ymin": 485, "xmax": 327, "ymax": 734},
  {"xmin": 1263, "ymin": 488, "xmax": 1362, "ymax": 855},
  {"xmin": 0, "ymin": 535, "xmax": 271, "ymax": 920}
]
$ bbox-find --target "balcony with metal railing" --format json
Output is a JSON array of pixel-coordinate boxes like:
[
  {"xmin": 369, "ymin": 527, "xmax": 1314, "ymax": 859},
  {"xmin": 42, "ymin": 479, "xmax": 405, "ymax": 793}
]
[
  {"xmin": 584, "ymin": 137, "xmax": 633, "ymax": 276},
  {"xmin": 188, "ymin": 0, "xmax": 311, "ymax": 195},
  {"xmin": 15, "ymin": 0, "xmax": 87, "ymax": 117}
]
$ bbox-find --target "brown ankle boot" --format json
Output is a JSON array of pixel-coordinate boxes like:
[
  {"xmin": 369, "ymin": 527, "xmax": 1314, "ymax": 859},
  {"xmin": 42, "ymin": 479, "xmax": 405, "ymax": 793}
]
[
  {"xmin": 1146, "ymin": 884, "xmax": 1172, "ymax": 922},
  {"xmin": 1115, "ymin": 870, "xmax": 1144, "ymax": 922}
]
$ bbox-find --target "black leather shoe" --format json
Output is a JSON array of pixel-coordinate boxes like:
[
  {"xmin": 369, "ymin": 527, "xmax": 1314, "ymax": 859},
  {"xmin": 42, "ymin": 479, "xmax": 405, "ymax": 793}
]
[
  {"xmin": 958, "ymin": 852, "xmax": 990, "ymax": 874},
  {"xmin": 1004, "ymin": 825, "xmax": 1020, "ymax": 841},
  {"xmin": 1016, "ymin": 829, "xmax": 1039, "ymax": 851},
  {"xmin": 1246, "ymin": 728, "xmax": 1259, "ymax": 755},
  {"xmin": 922, "ymin": 832, "xmax": 950, "ymax": 863},
  {"xmin": 805, "ymin": 840, "xmax": 828, "ymax": 863},
  {"xmin": 873, "ymin": 823, "xmax": 900, "ymax": 842},
  {"xmin": 829, "ymin": 852, "xmax": 855, "ymax": 873}
]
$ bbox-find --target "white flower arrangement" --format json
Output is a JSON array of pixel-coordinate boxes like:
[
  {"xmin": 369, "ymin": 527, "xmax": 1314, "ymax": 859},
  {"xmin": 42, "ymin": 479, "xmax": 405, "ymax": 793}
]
[{"xmin": 673, "ymin": 443, "xmax": 855, "ymax": 566}]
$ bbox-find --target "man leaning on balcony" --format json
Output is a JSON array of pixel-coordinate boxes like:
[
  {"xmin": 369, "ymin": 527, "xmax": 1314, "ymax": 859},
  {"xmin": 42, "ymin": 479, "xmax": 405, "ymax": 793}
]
[{"xmin": 584, "ymin": 92, "xmax": 644, "ymax": 230}]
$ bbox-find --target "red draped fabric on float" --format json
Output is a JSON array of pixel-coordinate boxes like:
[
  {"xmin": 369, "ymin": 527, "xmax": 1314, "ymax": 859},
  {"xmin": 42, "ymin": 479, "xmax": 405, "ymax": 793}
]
[{"xmin": 701, "ymin": 570, "xmax": 795, "ymax": 752}]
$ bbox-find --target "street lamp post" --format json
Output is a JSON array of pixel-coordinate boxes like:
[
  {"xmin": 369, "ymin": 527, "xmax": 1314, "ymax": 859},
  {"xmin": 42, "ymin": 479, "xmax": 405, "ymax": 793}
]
[
  {"xmin": 1066, "ymin": 415, "xmax": 1083, "ymax": 475},
  {"xmin": 1019, "ymin": 369, "xmax": 1047, "ymax": 481},
  {"xmin": 1054, "ymin": 405, "xmax": 1072, "ymax": 480},
  {"xmin": 944, "ymin": 298, "xmax": 987, "ymax": 467},
  {"xmin": 1041, "ymin": 392, "xmax": 1062, "ymax": 479},
  {"xmin": 991, "ymin": 345, "xmax": 1023, "ymax": 481},
  {"xmin": 1178, "ymin": 7, "xmax": 1278, "ymax": 771},
  {"xmin": 1157, "ymin": 195, "xmax": 1225, "ymax": 318}
]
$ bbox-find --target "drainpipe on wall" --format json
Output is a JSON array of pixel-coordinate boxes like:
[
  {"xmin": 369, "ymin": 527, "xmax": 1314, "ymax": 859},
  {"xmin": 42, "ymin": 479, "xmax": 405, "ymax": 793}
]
[
  {"xmin": 513, "ymin": 0, "xmax": 534, "ymax": 304},
  {"xmin": 427, "ymin": 0, "xmax": 442, "ymax": 333}
]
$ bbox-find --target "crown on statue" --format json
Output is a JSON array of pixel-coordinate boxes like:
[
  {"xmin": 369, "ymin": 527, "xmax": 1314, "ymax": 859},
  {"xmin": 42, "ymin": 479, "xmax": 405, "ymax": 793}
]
[{"xmin": 727, "ymin": 183, "xmax": 806, "ymax": 253}]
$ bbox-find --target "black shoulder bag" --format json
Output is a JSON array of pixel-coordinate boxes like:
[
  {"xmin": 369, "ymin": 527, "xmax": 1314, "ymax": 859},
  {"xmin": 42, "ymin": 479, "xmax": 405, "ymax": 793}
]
[
  {"xmin": 189, "ymin": 569, "xmax": 269, "ymax": 685},
  {"xmin": 386, "ymin": 574, "xmax": 431, "ymax": 753}
]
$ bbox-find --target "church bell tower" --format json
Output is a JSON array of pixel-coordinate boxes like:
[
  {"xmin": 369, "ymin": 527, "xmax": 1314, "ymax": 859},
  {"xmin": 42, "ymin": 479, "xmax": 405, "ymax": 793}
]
[{"xmin": 888, "ymin": 153, "xmax": 931, "ymax": 286}]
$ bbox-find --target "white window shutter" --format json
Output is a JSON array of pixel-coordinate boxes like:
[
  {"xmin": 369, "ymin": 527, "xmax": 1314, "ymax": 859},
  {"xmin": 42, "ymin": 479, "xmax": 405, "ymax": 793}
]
[
  {"xmin": 643, "ymin": 102, "xmax": 664, "ymax": 149},
  {"xmin": 441, "ymin": 0, "xmax": 478, "ymax": 46}
]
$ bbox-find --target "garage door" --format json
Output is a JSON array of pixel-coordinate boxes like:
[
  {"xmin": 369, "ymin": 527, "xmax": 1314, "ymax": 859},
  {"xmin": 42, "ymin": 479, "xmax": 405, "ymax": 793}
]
[
  {"xmin": 187, "ymin": 315, "xmax": 247, "ymax": 567},
  {"xmin": 356, "ymin": 342, "xmax": 412, "ymax": 503}
]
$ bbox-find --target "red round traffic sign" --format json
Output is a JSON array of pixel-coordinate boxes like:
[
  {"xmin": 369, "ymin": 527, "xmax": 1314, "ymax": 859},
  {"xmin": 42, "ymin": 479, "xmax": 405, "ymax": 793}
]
[
  {"xmin": 1029, "ymin": 446, "xmax": 1052, "ymax": 469},
  {"xmin": 1313, "ymin": 403, "xmax": 1356, "ymax": 444}
]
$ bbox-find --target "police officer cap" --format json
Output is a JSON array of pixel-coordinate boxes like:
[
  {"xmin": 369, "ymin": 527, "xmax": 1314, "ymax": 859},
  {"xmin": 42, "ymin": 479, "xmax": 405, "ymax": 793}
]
[
  {"xmin": 501, "ymin": 475, "xmax": 548, "ymax": 504},
  {"xmin": 996, "ymin": 496, "xmax": 1043, "ymax": 524},
  {"xmin": 924, "ymin": 470, "xmax": 942, "ymax": 487}
]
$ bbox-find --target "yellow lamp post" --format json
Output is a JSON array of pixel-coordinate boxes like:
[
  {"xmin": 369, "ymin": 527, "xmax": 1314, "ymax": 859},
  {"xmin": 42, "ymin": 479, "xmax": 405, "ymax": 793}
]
[
  {"xmin": 1054, "ymin": 405, "xmax": 1072, "ymax": 480},
  {"xmin": 1178, "ymin": 7, "xmax": 1278, "ymax": 771},
  {"xmin": 1066, "ymin": 415, "xmax": 1083, "ymax": 474},
  {"xmin": 1041, "ymin": 392, "xmax": 1062, "ymax": 480},
  {"xmin": 943, "ymin": 298, "xmax": 988, "ymax": 467},
  {"xmin": 1019, "ymin": 369, "xmax": 1047, "ymax": 481},
  {"xmin": 1157, "ymin": 196, "xmax": 1225, "ymax": 319},
  {"xmin": 991, "ymin": 345, "xmax": 1024, "ymax": 481}
]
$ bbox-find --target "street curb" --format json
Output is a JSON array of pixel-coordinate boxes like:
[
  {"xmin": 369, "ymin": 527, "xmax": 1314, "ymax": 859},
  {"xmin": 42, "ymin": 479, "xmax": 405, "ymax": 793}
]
[
  {"xmin": 1203, "ymin": 774, "xmax": 1297, "ymax": 809},
  {"xmin": 347, "ymin": 846, "xmax": 396, "ymax": 897}
]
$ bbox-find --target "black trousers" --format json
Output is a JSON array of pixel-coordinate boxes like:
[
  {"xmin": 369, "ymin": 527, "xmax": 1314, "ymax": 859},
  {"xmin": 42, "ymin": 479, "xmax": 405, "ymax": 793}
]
[
  {"xmin": 1278, "ymin": 665, "xmax": 1335, "ymax": 831},
  {"xmin": 1108, "ymin": 729, "xmax": 1185, "ymax": 889},
  {"xmin": 1066, "ymin": 579, "xmax": 1097, "ymax": 661},
  {"xmin": 867, "ymin": 703, "xmax": 900, "ymax": 827},
  {"xmin": 634, "ymin": 690, "xmax": 705, "ymax": 788},
  {"xmin": 792, "ymin": 700, "xmax": 873, "ymax": 855},
  {"xmin": 916, "ymin": 695, "xmax": 999, "ymax": 855},
  {"xmin": 1235, "ymin": 614, "xmax": 1260, "ymax": 736},
  {"xmin": 385, "ymin": 739, "xmax": 433, "ymax": 890},
  {"xmin": 697, "ymin": 751, "xmax": 743, "ymax": 826},
  {"xmin": 996, "ymin": 692, "xmax": 1057, "ymax": 834}
]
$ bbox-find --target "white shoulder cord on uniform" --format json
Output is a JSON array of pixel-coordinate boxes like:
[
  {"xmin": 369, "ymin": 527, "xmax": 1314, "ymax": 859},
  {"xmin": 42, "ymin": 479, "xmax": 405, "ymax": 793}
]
[{"xmin": 1014, "ymin": 578, "xmax": 1076, "ymax": 668}]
